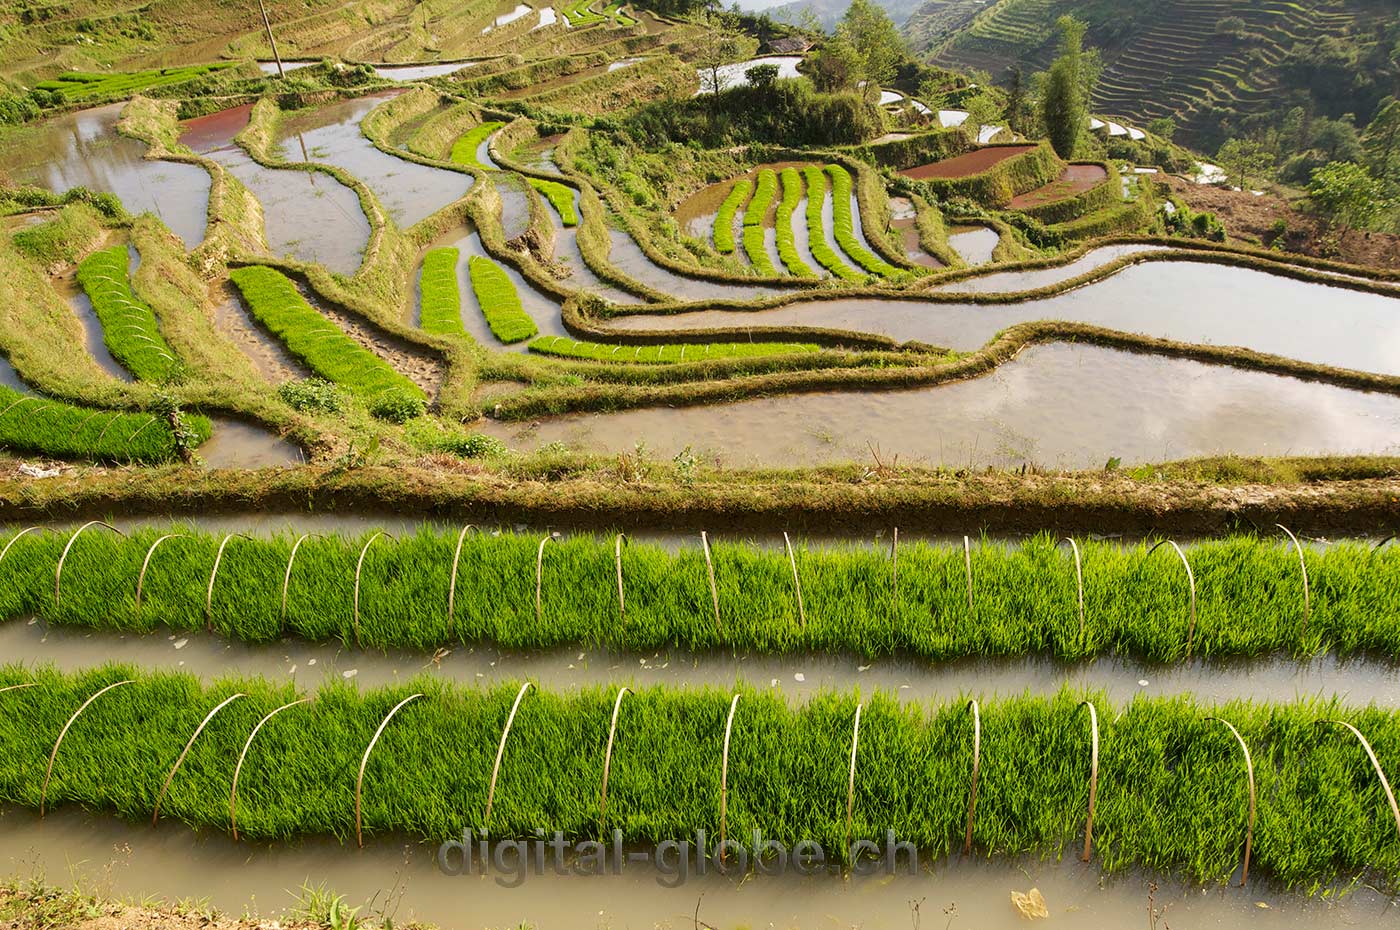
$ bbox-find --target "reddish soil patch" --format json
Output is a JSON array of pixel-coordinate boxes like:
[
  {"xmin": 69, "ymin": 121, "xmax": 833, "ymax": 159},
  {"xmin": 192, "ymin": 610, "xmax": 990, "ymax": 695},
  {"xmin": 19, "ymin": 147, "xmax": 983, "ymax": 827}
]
[
  {"xmin": 899, "ymin": 145, "xmax": 1035, "ymax": 180},
  {"xmin": 1008, "ymin": 164, "xmax": 1108, "ymax": 209}
]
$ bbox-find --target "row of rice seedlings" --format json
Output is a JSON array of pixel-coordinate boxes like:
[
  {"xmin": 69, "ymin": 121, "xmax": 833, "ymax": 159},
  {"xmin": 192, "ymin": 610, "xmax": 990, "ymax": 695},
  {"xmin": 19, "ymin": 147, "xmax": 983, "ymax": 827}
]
[
  {"xmin": 774, "ymin": 167, "xmax": 815, "ymax": 277},
  {"xmin": 528, "ymin": 335, "xmax": 820, "ymax": 364},
  {"xmin": 561, "ymin": 0, "xmax": 629, "ymax": 26},
  {"xmin": 3, "ymin": 665, "xmax": 1396, "ymax": 888},
  {"xmin": 801, "ymin": 166, "xmax": 862, "ymax": 281},
  {"xmin": 0, "ymin": 386, "xmax": 210, "ymax": 464},
  {"xmin": 6, "ymin": 529, "xmax": 1397, "ymax": 660},
  {"xmin": 600, "ymin": 1, "xmax": 636, "ymax": 25},
  {"xmin": 527, "ymin": 178, "xmax": 578, "ymax": 226},
  {"xmin": 467, "ymin": 256, "xmax": 538, "ymax": 343},
  {"xmin": 34, "ymin": 64, "xmax": 238, "ymax": 102},
  {"xmin": 449, "ymin": 121, "xmax": 507, "ymax": 169},
  {"xmin": 712, "ymin": 178, "xmax": 752, "ymax": 254},
  {"xmin": 824, "ymin": 165, "xmax": 903, "ymax": 279},
  {"xmin": 75, "ymin": 246, "xmax": 182, "ymax": 382},
  {"xmin": 740, "ymin": 169, "xmax": 779, "ymax": 276},
  {"xmin": 418, "ymin": 248, "xmax": 463, "ymax": 337}
]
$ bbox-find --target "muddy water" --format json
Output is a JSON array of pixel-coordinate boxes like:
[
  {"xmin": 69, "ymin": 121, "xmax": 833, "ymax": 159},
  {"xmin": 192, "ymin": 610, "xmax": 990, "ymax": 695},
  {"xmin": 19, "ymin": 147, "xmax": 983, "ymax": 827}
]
[
  {"xmin": 540, "ymin": 192, "xmax": 643, "ymax": 304},
  {"xmin": 606, "ymin": 230, "xmax": 786, "ymax": 302},
  {"xmin": 791, "ymin": 194, "xmax": 828, "ymax": 277},
  {"xmin": 2, "ymin": 103, "xmax": 211, "ymax": 249},
  {"xmin": 57, "ymin": 278, "xmax": 134, "ymax": 382},
  {"xmin": 947, "ymin": 225, "xmax": 998, "ymax": 265},
  {"xmin": 180, "ymin": 105, "xmax": 370, "ymax": 275},
  {"xmin": 197, "ymin": 417, "xmax": 303, "ymax": 468},
  {"xmin": 0, "ymin": 808, "xmax": 1392, "ymax": 930},
  {"xmin": 256, "ymin": 61, "xmax": 319, "ymax": 75},
  {"xmin": 888, "ymin": 196, "xmax": 940, "ymax": 269},
  {"xmin": 696, "ymin": 55, "xmax": 802, "ymax": 93},
  {"xmin": 494, "ymin": 174, "xmax": 533, "ymax": 240},
  {"xmin": 372, "ymin": 61, "xmax": 478, "ymax": 81},
  {"xmin": 934, "ymin": 244, "xmax": 1170, "ymax": 294},
  {"xmin": 420, "ymin": 227, "xmax": 568, "ymax": 349},
  {"xmin": 481, "ymin": 342, "xmax": 1400, "ymax": 468},
  {"xmin": 296, "ymin": 283, "xmax": 444, "ymax": 395},
  {"xmin": 0, "ymin": 356, "xmax": 30, "ymax": 393},
  {"xmin": 275, "ymin": 94, "xmax": 474, "ymax": 229},
  {"xmin": 211, "ymin": 285, "xmax": 309, "ymax": 384}
]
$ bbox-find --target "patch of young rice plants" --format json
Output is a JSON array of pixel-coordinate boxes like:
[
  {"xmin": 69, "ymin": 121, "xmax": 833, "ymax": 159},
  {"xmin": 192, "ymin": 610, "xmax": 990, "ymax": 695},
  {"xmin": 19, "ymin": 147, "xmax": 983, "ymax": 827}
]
[
  {"xmin": 468, "ymin": 256, "xmax": 538, "ymax": 343},
  {"xmin": 75, "ymin": 247, "xmax": 183, "ymax": 382},
  {"xmin": 801, "ymin": 166, "xmax": 862, "ymax": 282},
  {"xmin": 774, "ymin": 167, "xmax": 815, "ymax": 277},
  {"xmin": 561, "ymin": 0, "xmax": 605, "ymax": 25},
  {"xmin": 0, "ymin": 385, "xmax": 210, "ymax": 464},
  {"xmin": 33, "ymin": 64, "xmax": 238, "ymax": 103},
  {"xmin": 1, "ymin": 666, "xmax": 1397, "ymax": 888},
  {"xmin": 528, "ymin": 178, "xmax": 578, "ymax": 226},
  {"xmin": 528, "ymin": 336, "xmax": 819, "ymax": 364},
  {"xmin": 227, "ymin": 267, "xmax": 423, "ymax": 402},
  {"xmin": 741, "ymin": 169, "xmax": 780, "ymax": 276},
  {"xmin": 418, "ymin": 248, "xmax": 463, "ymax": 337},
  {"xmin": 824, "ymin": 165, "xmax": 902, "ymax": 279},
  {"xmin": 712, "ymin": 179, "xmax": 752, "ymax": 254},
  {"xmin": 5, "ymin": 530, "xmax": 1399, "ymax": 663},
  {"xmin": 449, "ymin": 122, "xmax": 507, "ymax": 170}
]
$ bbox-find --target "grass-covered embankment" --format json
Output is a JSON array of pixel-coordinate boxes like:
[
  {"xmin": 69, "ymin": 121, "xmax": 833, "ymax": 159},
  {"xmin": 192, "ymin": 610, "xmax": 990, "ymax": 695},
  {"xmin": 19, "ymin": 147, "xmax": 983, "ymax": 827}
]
[
  {"xmin": 2, "ymin": 665, "xmax": 1397, "ymax": 890},
  {"xmin": 75, "ymin": 246, "xmax": 183, "ymax": 383},
  {"xmin": 528, "ymin": 336, "xmax": 820, "ymax": 364}
]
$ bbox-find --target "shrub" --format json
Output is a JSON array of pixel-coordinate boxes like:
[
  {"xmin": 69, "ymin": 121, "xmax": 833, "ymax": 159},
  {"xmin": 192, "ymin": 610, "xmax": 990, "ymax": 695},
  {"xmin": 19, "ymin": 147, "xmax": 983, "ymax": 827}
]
[
  {"xmin": 467, "ymin": 256, "xmax": 538, "ymax": 343},
  {"xmin": 276, "ymin": 378, "xmax": 347, "ymax": 414},
  {"xmin": 441, "ymin": 432, "xmax": 508, "ymax": 457},
  {"xmin": 369, "ymin": 388, "xmax": 427, "ymax": 423}
]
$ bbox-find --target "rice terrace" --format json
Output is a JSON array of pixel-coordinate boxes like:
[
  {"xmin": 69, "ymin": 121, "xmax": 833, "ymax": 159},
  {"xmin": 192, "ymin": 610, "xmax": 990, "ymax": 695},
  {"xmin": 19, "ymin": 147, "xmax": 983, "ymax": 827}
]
[{"xmin": 1, "ymin": 0, "xmax": 1400, "ymax": 924}]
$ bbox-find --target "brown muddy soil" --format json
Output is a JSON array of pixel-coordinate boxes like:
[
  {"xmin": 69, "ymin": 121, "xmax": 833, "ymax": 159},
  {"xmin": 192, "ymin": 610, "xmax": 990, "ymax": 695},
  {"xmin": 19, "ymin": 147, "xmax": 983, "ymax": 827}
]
[
  {"xmin": 899, "ymin": 145, "xmax": 1035, "ymax": 180},
  {"xmin": 1008, "ymin": 164, "xmax": 1108, "ymax": 209}
]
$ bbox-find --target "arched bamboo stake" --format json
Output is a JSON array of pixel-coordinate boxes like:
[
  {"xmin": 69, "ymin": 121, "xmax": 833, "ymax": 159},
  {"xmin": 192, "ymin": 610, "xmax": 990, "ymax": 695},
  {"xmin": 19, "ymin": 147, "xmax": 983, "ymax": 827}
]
[
  {"xmin": 1079, "ymin": 700, "xmax": 1099, "ymax": 862},
  {"xmin": 700, "ymin": 531, "xmax": 721, "ymax": 628},
  {"xmin": 230, "ymin": 697, "xmax": 310, "ymax": 841},
  {"xmin": 1063, "ymin": 537, "xmax": 1085, "ymax": 636},
  {"xmin": 152, "ymin": 692, "xmax": 246, "ymax": 825},
  {"xmin": 484, "ymin": 682, "xmax": 532, "ymax": 828},
  {"xmin": 135, "ymin": 534, "xmax": 187, "ymax": 615},
  {"xmin": 1374, "ymin": 534, "xmax": 1396, "ymax": 552},
  {"xmin": 54, "ymin": 521, "xmax": 125, "ymax": 607},
  {"xmin": 280, "ymin": 533, "xmax": 323, "ymax": 624},
  {"xmin": 1318, "ymin": 719, "xmax": 1400, "ymax": 843},
  {"xmin": 446, "ymin": 525, "xmax": 477, "ymax": 634},
  {"xmin": 535, "ymin": 535, "xmax": 553, "ymax": 624},
  {"xmin": 40, "ymin": 678, "xmax": 135, "ymax": 815},
  {"xmin": 0, "ymin": 682, "xmax": 38, "ymax": 696},
  {"xmin": 964, "ymin": 698, "xmax": 981, "ymax": 855},
  {"xmin": 353, "ymin": 532, "xmax": 393, "ymax": 643},
  {"xmin": 719, "ymin": 692, "xmax": 740, "ymax": 860},
  {"xmin": 1275, "ymin": 524, "xmax": 1311, "ymax": 635},
  {"xmin": 0, "ymin": 526, "xmax": 40, "ymax": 565},
  {"xmin": 1146, "ymin": 539, "xmax": 1197, "ymax": 658},
  {"xmin": 355, "ymin": 692, "xmax": 423, "ymax": 848},
  {"xmin": 784, "ymin": 532, "xmax": 806, "ymax": 628},
  {"xmin": 614, "ymin": 533, "xmax": 628, "ymax": 623},
  {"xmin": 890, "ymin": 527, "xmax": 899, "ymax": 617},
  {"xmin": 845, "ymin": 702, "xmax": 863, "ymax": 853},
  {"xmin": 206, "ymin": 534, "xmax": 252, "ymax": 631},
  {"xmin": 963, "ymin": 535, "xmax": 973, "ymax": 612},
  {"xmin": 1206, "ymin": 716, "xmax": 1255, "ymax": 886},
  {"xmin": 598, "ymin": 687, "xmax": 629, "ymax": 825}
]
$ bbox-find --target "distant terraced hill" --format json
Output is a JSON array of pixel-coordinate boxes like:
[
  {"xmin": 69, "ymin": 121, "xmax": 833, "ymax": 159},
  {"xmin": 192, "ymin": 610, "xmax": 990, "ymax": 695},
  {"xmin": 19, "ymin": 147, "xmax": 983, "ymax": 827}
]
[{"xmin": 904, "ymin": 0, "xmax": 1397, "ymax": 146}]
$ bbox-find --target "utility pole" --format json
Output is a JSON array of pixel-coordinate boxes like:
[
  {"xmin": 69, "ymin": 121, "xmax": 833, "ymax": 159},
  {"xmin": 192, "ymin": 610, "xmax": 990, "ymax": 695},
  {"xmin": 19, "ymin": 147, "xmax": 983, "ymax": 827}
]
[{"xmin": 256, "ymin": 0, "xmax": 285, "ymax": 78}]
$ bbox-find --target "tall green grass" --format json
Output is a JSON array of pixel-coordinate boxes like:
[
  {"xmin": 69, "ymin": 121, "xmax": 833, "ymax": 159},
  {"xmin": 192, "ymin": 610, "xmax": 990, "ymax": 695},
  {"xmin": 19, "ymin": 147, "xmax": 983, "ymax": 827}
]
[
  {"xmin": 741, "ymin": 169, "xmax": 779, "ymax": 276},
  {"xmin": 468, "ymin": 256, "xmax": 537, "ymax": 344},
  {"xmin": 450, "ymin": 122, "xmax": 507, "ymax": 170},
  {"xmin": 801, "ymin": 166, "xmax": 862, "ymax": 282},
  {"xmin": 2, "ymin": 664, "xmax": 1396, "ymax": 888},
  {"xmin": 528, "ymin": 336, "xmax": 820, "ymax": 364},
  {"xmin": 4, "ymin": 529, "xmax": 1397, "ymax": 662},
  {"xmin": 75, "ymin": 247, "xmax": 182, "ymax": 382},
  {"xmin": 774, "ymin": 167, "xmax": 815, "ymax": 277},
  {"xmin": 0, "ymin": 385, "xmax": 209, "ymax": 464},
  {"xmin": 228, "ymin": 267, "xmax": 423, "ymax": 402},
  {"xmin": 712, "ymin": 179, "xmax": 751, "ymax": 254},
  {"xmin": 418, "ymin": 248, "xmax": 463, "ymax": 337},
  {"xmin": 528, "ymin": 178, "xmax": 578, "ymax": 226},
  {"xmin": 824, "ymin": 165, "xmax": 903, "ymax": 279}
]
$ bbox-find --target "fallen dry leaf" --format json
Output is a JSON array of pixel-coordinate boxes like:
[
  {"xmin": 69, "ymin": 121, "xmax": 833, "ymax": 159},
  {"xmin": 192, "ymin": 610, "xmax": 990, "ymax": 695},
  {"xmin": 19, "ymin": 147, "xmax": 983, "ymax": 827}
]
[{"xmin": 1011, "ymin": 887, "xmax": 1049, "ymax": 919}]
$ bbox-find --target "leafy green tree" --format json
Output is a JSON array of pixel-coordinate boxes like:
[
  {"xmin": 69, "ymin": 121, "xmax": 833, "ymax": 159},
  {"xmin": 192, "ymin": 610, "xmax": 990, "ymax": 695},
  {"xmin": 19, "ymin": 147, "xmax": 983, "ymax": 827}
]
[
  {"xmin": 690, "ymin": 7, "xmax": 744, "ymax": 99},
  {"xmin": 745, "ymin": 63, "xmax": 779, "ymax": 90},
  {"xmin": 835, "ymin": 0, "xmax": 904, "ymax": 87},
  {"xmin": 1004, "ymin": 65, "xmax": 1029, "ymax": 135},
  {"xmin": 1038, "ymin": 16, "xmax": 1096, "ymax": 158},
  {"xmin": 1307, "ymin": 161, "xmax": 1388, "ymax": 231},
  {"xmin": 1362, "ymin": 97, "xmax": 1400, "ymax": 183},
  {"xmin": 1216, "ymin": 137, "xmax": 1275, "ymax": 190},
  {"xmin": 808, "ymin": 34, "xmax": 862, "ymax": 93},
  {"xmin": 961, "ymin": 92, "xmax": 1003, "ymax": 142},
  {"xmin": 1146, "ymin": 117, "xmax": 1175, "ymax": 141}
]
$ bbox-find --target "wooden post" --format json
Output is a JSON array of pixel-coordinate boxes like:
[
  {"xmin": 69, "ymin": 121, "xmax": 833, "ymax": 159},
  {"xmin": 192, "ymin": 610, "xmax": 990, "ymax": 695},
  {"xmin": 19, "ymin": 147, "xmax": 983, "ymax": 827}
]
[
  {"xmin": 1079, "ymin": 700, "xmax": 1099, "ymax": 862},
  {"xmin": 700, "ymin": 531, "xmax": 720, "ymax": 628},
  {"xmin": 535, "ymin": 536, "xmax": 553, "ymax": 624},
  {"xmin": 784, "ymin": 532, "xmax": 805, "ymax": 628},
  {"xmin": 845, "ymin": 702, "xmax": 862, "ymax": 855},
  {"xmin": 255, "ymin": 0, "xmax": 285, "ymax": 78},
  {"xmin": 614, "ymin": 533, "xmax": 628, "ymax": 624},
  {"xmin": 598, "ymin": 687, "xmax": 629, "ymax": 826},
  {"xmin": 719, "ymin": 693, "xmax": 740, "ymax": 861}
]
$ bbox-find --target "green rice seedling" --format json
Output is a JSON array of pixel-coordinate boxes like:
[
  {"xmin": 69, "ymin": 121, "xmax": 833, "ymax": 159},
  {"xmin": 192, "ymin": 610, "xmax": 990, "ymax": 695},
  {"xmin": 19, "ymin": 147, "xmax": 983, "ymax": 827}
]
[
  {"xmin": 801, "ymin": 166, "xmax": 863, "ymax": 282},
  {"xmin": 2, "ymin": 665, "xmax": 1397, "ymax": 889},
  {"xmin": 712, "ymin": 179, "xmax": 752, "ymax": 254},
  {"xmin": 418, "ymin": 248, "xmax": 463, "ymax": 337},
  {"xmin": 228, "ymin": 267, "xmax": 423, "ymax": 402},
  {"xmin": 528, "ymin": 179, "xmax": 579, "ymax": 226},
  {"xmin": 528, "ymin": 336, "xmax": 820, "ymax": 364},
  {"xmin": 741, "ymin": 169, "xmax": 780, "ymax": 276},
  {"xmin": 824, "ymin": 165, "xmax": 903, "ymax": 279},
  {"xmin": 775, "ymin": 167, "xmax": 815, "ymax": 277},
  {"xmin": 468, "ymin": 256, "xmax": 538, "ymax": 344},
  {"xmin": 0, "ymin": 385, "xmax": 209, "ymax": 464},
  {"xmin": 75, "ymin": 247, "xmax": 183, "ymax": 382},
  {"xmin": 561, "ymin": 0, "xmax": 605, "ymax": 25},
  {"xmin": 33, "ymin": 65, "xmax": 237, "ymax": 103},
  {"xmin": 449, "ymin": 122, "xmax": 507, "ymax": 170}
]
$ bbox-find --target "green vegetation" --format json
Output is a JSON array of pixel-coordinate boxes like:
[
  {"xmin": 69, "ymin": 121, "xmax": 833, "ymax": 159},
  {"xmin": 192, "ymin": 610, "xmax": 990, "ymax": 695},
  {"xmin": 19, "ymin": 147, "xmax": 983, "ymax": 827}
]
[
  {"xmin": 622, "ymin": 82, "xmax": 884, "ymax": 150},
  {"xmin": 1038, "ymin": 16, "xmax": 1094, "ymax": 159},
  {"xmin": 801, "ymin": 166, "xmax": 862, "ymax": 281},
  {"xmin": 74, "ymin": 247, "xmax": 183, "ymax": 383},
  {"xmin": 741, "ymin": 169, "xmax": 779, "ymax": 275},
  {"xmin": 774, "ymin": 167, "xmax": 815, "ymax": 277},
  {"xmin": 529, "ymin": 336, "xmax": 820, "ymax": 364},
  {"xmin": 825, "ymin": 165, "xmax": 901, "ymax": 278},
  {"xmin": 528, "ymin": 179, "xmax": 578, "ymax": 226},
  {"xmin": 33, "ymin": 65, "xmax": 238, "ymax": 103},
  {"xmin": 0, "ymin": 385, "xmax": 209, "ymax": 464},
  {"xmin": 449, "ymin": 122, "xmax": 507, "ymax": 170},
  {"xmin": 3, "ymin": 665, "xmax": 1399, "ymax": 890},
  {"xmin": 418, "ymin": 248, "xmax": 463, "ymax": 337},
  {"xmin": 467, "ymin": 256, "xmax": 537, "ymax": 344},
  {"xmin": 227, "ymin": 267, "xmax": 423, "ymax": 403},
  {"xmin": 275, "ymin": 378, "xmax": 347, "ymax": 414},
  {"xmin": 712, "ymin": 179, "xmax": 752, "ymax": 254}
]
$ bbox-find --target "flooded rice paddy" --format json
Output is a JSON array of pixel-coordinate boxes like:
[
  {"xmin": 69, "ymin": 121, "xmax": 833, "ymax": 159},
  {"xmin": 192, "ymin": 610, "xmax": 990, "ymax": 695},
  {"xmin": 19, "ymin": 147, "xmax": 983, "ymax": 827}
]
[
  {"xmin": 934, "ymin": 244, "xmax": 1170, "ymax": 293},
  {"xmin": 198, "ymin": 417, "xmax": 303, "ymax": 468},
  {"xmin": 370, "ymin": 61, "xmax": 479, "ymax": 81},
  {"xmin": 947, "ymin": 225, "xmax": 999, "ymax": 265}
]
